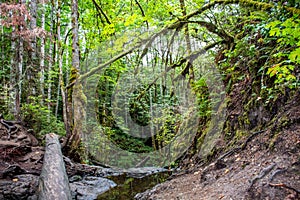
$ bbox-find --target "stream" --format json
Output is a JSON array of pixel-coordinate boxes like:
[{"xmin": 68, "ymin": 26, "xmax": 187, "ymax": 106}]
[
  {"xmin": 97, "ymin": 170, "xmax": 171, "ymax": 199},
  {"xmin": 70, "ymin": 167, "xmax": 172, "ymax": 200},
  {"xmin": 0, "ymin": 162, "xmax": 171, "ymax": 200}
]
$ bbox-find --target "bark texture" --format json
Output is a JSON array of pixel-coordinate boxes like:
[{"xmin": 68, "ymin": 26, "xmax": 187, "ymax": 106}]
[{"xmin": 37, "ymin": 133, "xmax": 71, "ymax": 200}]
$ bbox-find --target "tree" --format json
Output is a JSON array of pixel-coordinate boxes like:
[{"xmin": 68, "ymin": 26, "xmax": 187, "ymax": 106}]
[{"xmin": 1, "ymin": 0, "xmax": 299, "ymax": 165}]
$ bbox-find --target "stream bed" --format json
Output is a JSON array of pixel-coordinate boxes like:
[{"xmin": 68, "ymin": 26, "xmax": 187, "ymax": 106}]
[
  {"xmin": 0, "ymin": 164, "xmax": 171, "ymax": 200},
  {"xmin": 97, "ymin": 171, "xmax": 171, "ymax": 200},
  {"xmin": 69, "ymin": 166, "xmax": 172, "ymax": 200}
]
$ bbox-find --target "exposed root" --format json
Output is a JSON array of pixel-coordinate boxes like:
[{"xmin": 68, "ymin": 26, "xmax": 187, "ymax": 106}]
[
  {"xmin": 269, "ymin": 183, "xmax": 300, "ymax": 196},
  {"xmin": 240, "ymin": 129, "xmax": 266, "ymax": 150},
  {"xmin": 269, "ymin": 168, "xmax": 287, "ymax": 182},
  {"xmin": 248, "ymin": 163, "xmax": 276, "ymax": 191}
]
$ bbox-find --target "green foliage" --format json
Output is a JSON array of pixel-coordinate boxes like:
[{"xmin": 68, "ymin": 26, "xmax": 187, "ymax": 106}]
[
  {"xmin": 265, "ymin": 15, "xmax": 300, "ymax": 88},
  {"xmin": 193, "ymin": 77, "xmax": 212, "ymax": 118},
  {"xmin": 21, "ymin": 103, "xmax": 66, "ymax": 138},
  {"xmin": 266, "ymin": 63, "xmax": 296, "ymax": 84}
]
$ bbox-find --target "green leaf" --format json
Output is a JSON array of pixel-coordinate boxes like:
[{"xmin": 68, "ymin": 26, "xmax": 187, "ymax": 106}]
[
  {"xmin": 289, "ymin": 48, "xmax": 300, "ymax": 64},
  {"xmin": 269, "ymin": 27, "xmax": 281, "ymax": 36},
  {"xmin": 266, "ymin": 20, "xmax": 281, "ymax": 29}
]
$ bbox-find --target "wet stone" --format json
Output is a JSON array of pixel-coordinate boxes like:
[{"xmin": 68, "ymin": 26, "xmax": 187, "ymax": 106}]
[
  {"xmin": 70, "ymin": 176, "xmax": 117, "ymax": 200},
  {"xmin": 0, "ymin": 174, "xmax": 39, "ymax": 200}
]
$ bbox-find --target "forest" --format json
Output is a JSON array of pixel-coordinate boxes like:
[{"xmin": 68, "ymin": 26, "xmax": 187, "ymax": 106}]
[{"xmin": 0, "ymin": 0, "xmax": 300, "ymax": 199}]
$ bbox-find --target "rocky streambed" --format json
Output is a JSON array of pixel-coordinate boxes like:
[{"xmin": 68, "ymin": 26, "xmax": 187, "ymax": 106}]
[
  {"xmin": 0, "ymin": 162, "xmax": 170, "ymax": 200},
  {"xmin": 70, "ymin": 166, "xmax": 171, "ymax": 200},
  {"xmin": 0, "ymin": 121, "xmax": 171, "ymax": 200}
]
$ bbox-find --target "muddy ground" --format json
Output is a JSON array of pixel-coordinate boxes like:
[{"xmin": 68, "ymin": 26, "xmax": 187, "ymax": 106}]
[
  {"xmin": 136, "ymin": 124, "xmax": 300, "ymax": 199},
  {"xmin": 135, "ymin": 90, "xmax": 300, "ymax": 200}
]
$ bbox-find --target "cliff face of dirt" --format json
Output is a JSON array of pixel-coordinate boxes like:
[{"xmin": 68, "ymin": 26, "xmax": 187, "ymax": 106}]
[{"xmin": 136, "ymin": 87, "xmax": 300, "ymax": 199}]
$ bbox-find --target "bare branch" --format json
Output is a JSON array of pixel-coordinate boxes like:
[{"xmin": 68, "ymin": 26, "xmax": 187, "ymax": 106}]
[
  {"xmin": 79, "ymin": 44, "xmax": 141, "ymax": 81},
  {"xmin": 92, "ymin": 0, "xmax": 111, "ymax": 25},
  {"xmin": 134, "ymin": 0, "xmax": 149, "ymax": 29}
]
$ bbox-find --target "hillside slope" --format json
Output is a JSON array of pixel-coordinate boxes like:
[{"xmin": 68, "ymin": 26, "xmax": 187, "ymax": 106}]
[{"xmin": 136, "ymin": 89, "xmax": 300, "ymax": 199}]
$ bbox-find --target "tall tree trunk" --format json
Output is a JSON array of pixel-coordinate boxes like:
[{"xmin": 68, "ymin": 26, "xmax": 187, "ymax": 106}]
[
  {"xmin": 40, "ymin": 0, "xmax": 46, "ymax": 104},
  {"xmin": 61, "ymin": 20, "xmax": 72, "ymax": 140},
  {"xmin": 56, "ymin": 0, "xmax": 68, "ymax": 134},
  {"xmin": 28, "ymin": 0, "xmax": 37, "ymax": 100},
  {"xmin": 47, "ymin": 0, "xmax": 56, "ymax": 118},
  {"xmin": 66, "ymin": 0, "xmax": 87, "ymax": 161},
  {"xmin": 16, "ymin": 33, "xmax": 23, "ymax": 120},
  {"xmin": 10, "ymin": 25, "xmax": 17, "ymax": 119},
  {"xmin": 15, "ymin": 0, "xmax": 26, "ymax": 120},
  {"xmin": 55, "ymin": 0, "xmax": 61, "ymax": 118}
]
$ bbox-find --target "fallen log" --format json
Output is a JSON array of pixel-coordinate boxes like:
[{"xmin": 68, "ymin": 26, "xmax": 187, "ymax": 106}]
[{"xmin": 37, "ymin": 133, "xmax": 72, "ymax": 200}]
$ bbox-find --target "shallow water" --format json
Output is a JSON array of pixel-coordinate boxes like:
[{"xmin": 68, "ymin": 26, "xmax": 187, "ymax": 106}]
[{"xmin": 97, "ymin": 171, "xmax": 171, "ymax": 200}]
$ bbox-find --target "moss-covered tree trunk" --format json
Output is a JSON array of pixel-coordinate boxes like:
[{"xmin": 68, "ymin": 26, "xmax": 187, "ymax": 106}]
[
  {"xmin": 64, "ymin": 0, "xmax": 88, "ymax": 162},
  {"xmin": 67, "ymin": 82, "xmax": 87, "ymax": 161}
]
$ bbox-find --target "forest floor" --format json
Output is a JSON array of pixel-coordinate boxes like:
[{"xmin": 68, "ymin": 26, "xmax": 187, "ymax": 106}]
[{"xmin": 136, "ymin": 93, "xmax": 300, "ymax": 200}]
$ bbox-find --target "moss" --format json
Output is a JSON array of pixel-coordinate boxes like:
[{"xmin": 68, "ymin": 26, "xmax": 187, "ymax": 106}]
[
  {"xmin": 196, "ymin": 130, "xmax": 208, "ymax": 152},
  {"xmin": 68, "ymin": 67, "xmax": 80, "ymax": 100},
  {"xmin": 268, "ymin": 131, "xmax": 280, "ymax": 150},
  {"xmin": 234, "ymin": 129, "xmax": 248, "ymax": 141},
  {"xmin": 251, "ymin": 80, "xmax": 261, "ymax": 95},
  {"xmin": 73, "ymin": 83, "xmax": 87, "ymax": 105},
  {"xmin": 204, "ymin": 147, "xmax": 218, "ymax": 163}
]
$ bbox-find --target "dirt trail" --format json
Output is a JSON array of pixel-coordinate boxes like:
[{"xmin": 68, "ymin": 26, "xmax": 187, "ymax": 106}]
[{"xmin": 136, "ymin": 125, "xmax": 300, "ymax": 200}]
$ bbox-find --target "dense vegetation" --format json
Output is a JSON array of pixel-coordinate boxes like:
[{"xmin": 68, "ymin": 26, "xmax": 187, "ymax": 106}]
[{"xmin": 0, "ymin": 0, "xmax": 299, "ymax": 167}]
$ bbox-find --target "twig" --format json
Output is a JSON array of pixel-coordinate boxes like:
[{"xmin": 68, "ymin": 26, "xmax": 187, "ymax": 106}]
[
  {"xmin": 135, "ymin": 156, "xmax": 150, "ymax": 168},
  {"xmin": 217, "ymin": 147, "xmax": 240, "ymax": 161},
  {"xmin": 92, "ymin": 0, "xmax": 111, "ymax": 25},
  {"xmin": 269, "ymin": 183, "xmax": 300, "ymax": 194},
  {"xmin": 134, "ymin": 0, "xmax": 149, "ymax": 29},
  {"xmin": 216, "ymin": 129, "xmax": 266, "ymax": 162}
]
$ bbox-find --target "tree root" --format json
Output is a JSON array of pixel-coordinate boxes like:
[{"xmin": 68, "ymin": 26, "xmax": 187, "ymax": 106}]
[
  {"xmin": 269, "ymin": 168, "xmax": 287, "ymax": 182},
  {"xmin": 217, "ymin": 129, "xmax": 266, "ymax": 162},
  {"xmin": 0, "ymin": 114, "xmax": 20, "ymax": 139},
  {"xmin": 269, "ymin": 183, "xmax": 300, "ymax": 195},
  {"xmin": 240, "ymin": 129, "xmax": 266, "ymax": 150},
  {"xmin": 247, "ymin": 163, "xmax": 276, "ymax": 191}
]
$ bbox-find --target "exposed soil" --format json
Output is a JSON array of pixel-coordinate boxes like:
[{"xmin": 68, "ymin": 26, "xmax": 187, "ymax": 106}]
[
  {"xmin": 0, "ymin": 121, "xmax": 43, "ymax": 178},
  {"xmin": 136, "ymin": 125, "xmax": 300, "ymax": 199},
  {"xmin": 136, "ymin": 89, "xmax": 300, "ymax": 200}
]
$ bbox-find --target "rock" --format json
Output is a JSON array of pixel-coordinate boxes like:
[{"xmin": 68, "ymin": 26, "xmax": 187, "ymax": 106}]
[
  {"xmin": 0, "ymin": 174, "xmax": 39, "ymax": 200},
  {"xmin": 70, "ymin": 176, "xmax": 117, "ymax": 200},
  {"xmin": 69, "ymin": 175, "xmax": 82, "ymax": 183},
  {"xmin": 124, "ymin": 167, "xmax": 168, "ymax": 178},
  {"xmin": 95, "ymin": 166, "xmax": 168, "ymax": 179}
]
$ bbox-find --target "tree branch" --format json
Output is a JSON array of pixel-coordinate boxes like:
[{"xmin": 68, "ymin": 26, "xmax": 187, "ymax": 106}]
[
  {"xmin": 269, "ymin": 183, "xmax": 300, "ymax": 194},
  {"xmin": 169, "ymin": 40, "xmax": 223, "ymax": 70},
  {"xmin": 184, "ymin": 0, "xmax": 300, "ymax": 20},
  {"xmin": 134, "ymin": 0, "xmax": 149, "ymax": 29},
  {"xmin": 188, "ymin": 20, "xmax": 234, "ymax": 43},
  {"xmin": 92, "ymin": 0, "xmax": 111, "ymax": 25},
  {"xmin": 135, "ymin": 41, "xmax": 222, "ymax": 101},
  {"xmin": 78, "ymin": 0, "xmax": 300, "ymax": 82},
  {"xmin": 79, "ymin": 44, "xmax": 141, "ymax": 81}
]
